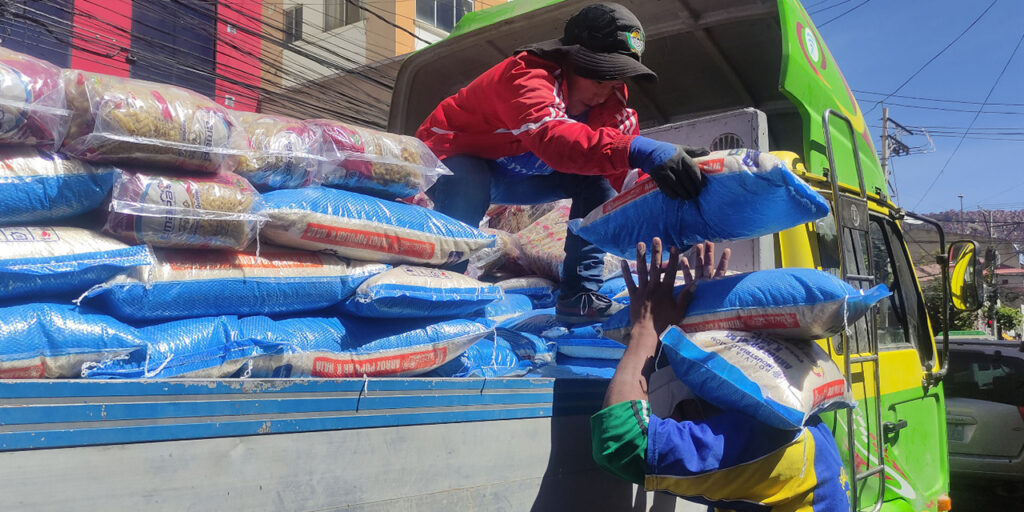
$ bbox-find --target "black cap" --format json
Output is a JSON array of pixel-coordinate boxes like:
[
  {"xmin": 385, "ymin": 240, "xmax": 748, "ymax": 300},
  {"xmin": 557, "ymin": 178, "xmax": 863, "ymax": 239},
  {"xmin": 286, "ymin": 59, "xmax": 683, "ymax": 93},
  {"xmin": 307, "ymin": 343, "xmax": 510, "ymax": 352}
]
[{"xmin": 518, "ymin": 2, "xmax": 656, "ymax": 82}]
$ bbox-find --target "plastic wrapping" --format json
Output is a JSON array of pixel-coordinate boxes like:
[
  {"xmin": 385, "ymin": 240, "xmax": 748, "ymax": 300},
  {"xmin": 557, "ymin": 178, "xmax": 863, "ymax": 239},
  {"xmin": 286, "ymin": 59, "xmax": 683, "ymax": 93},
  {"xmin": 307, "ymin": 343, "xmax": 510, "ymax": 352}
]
[
  {"xmin": 466, "ymin": 227, "xmax": 522, "ymax": 279},
  {"xmin": 555, "ymin": 327, "xmax": 624, "ymax": 360},
  {"xmin": 602, "ymin": 268, "xmax": 891, "ymax": 343},
  {"xmin": 230, "ymin": 111, "xmax": 322, "ymax": 190},
  {"xmin": 259, "ymin": 187, "xmax": 495, "ymax": 266},
  {"xmin": 310, "ymin": 118, "xmax": 450, "ymax": 199},
  {"xmin": 660, "ymin": 327, "xmax": 855, "ymax": 430},
  {"xmin": 0, "ymin": 48, "xmax": 69, "ymax": 149},
  {"xmin": 0, "ymin": 226, "xmax": 151, "ymax": 303},
  {"xmin": 513, "ymin": 202, "xmax": 625, "ymax": 282},
  {"xmin": 0, "ymin": 303, "xmax": 147, "ymax": 378},
  {"xmin": 62, "ymin": 70, "xmax": 236, "ymax": 173},
  {"xmin": 85, "ymin": 246, "xmax": 389, "ymax": 321},
  {"xmin": 474, "ymin": 293, "xmax": 534, "ymax": 326},
  {"xmin": 485, "ymin": 202, "xmax": 560, "ymax": 234},
  {"xmin": 249, "ymin": 316, "xmax": 490, "ymax": 378},
  {"xmin": 104, "ymin": 170, "xmax": 263, "ymax": 250},
  {"xmin": 339, "ymin": 265, "xmax": 504, "ymax": 319},
  {"xmin": 0, "ymin": 147, "xmax": 116, "ymax": 225},
  {"xmin": 570, "ymin": 149, "xmax": 831, "ymax": 259}
]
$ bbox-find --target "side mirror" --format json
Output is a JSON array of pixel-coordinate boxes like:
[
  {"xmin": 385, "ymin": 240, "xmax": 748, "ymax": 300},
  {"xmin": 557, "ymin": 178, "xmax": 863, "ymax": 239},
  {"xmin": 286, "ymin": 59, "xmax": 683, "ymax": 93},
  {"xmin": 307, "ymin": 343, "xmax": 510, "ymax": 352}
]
[{"xmin": 949, "ymin": 240, "xmax": 983, "ymax": 311}]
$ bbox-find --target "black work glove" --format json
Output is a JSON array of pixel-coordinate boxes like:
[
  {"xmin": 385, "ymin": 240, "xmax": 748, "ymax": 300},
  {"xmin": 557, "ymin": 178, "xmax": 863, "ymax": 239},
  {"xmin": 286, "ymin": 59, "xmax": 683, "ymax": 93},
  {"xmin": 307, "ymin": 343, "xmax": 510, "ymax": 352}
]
[
  {"xmin": 647, "ymin": 145, "xmax": 708, "ymax": 200},
  {"xmin": 629, "ymin": 136, "xmax": 710, "ymax": 200}
]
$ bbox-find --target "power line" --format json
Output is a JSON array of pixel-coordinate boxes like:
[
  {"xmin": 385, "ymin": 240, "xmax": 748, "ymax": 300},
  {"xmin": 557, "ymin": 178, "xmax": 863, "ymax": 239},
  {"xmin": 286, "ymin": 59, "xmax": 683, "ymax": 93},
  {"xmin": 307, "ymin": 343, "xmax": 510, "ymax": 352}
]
[
  {"xmin": 862, "ymin": 0, "xmax": 999, "ymax": 116},
  {"xmin": 818, "ymin": 0, "xmax": 873, "ymax": 28},
  {"xmin": 913, "ymin": 30, "xmax": 1024, "ymax": 210},
  {"xmin": 854, "ymin": 89, "xmax": 1024, "ymax": 108}
]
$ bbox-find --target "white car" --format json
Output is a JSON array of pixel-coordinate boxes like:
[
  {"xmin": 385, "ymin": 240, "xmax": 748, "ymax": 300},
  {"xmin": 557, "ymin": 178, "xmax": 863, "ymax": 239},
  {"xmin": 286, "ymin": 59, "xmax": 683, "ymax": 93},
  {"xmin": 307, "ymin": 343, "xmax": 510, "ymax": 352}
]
[{"xmin": 945, "ymin": 338, "xmax": 1024, "ymax": 492}]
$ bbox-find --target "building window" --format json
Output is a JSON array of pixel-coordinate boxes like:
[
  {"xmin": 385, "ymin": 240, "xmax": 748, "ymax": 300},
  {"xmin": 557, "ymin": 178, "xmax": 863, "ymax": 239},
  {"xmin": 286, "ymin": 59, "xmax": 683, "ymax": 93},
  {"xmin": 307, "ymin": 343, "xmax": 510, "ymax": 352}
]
[
  {"xmin": 325, "ymin": 0, "xmax": 364, "ymax": 31},
  {"xmin": 284, "ymin": 5, "xmax": 303, "ymax": 43},
  {"xmin": 416, "ymin": 0, "xmax": 473, "ymax": 32}
]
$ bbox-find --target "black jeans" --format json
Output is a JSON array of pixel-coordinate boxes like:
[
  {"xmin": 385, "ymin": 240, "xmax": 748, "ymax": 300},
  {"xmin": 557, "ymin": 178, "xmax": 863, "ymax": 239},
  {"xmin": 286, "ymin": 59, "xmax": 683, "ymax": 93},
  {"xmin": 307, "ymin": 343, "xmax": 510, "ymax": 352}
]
[{"xmin": 428, "ymin": 155, "xmax": 616, "ymax": 298}]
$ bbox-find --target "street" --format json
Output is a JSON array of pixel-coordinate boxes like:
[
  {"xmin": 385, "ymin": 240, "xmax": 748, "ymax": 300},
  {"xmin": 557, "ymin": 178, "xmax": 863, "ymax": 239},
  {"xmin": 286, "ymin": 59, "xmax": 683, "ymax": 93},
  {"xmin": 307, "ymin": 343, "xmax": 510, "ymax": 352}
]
[{"xmin": 950, "ymin": 479, "xmax": 1023, "ymax": 511}]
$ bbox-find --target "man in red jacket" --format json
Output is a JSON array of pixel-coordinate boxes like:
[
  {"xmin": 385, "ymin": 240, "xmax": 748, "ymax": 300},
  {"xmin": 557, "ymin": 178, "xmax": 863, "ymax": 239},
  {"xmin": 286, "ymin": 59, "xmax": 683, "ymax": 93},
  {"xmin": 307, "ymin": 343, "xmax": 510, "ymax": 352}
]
[{"xmin": 417, "ymin": 2, "xmax": 708, "ymax": 324}]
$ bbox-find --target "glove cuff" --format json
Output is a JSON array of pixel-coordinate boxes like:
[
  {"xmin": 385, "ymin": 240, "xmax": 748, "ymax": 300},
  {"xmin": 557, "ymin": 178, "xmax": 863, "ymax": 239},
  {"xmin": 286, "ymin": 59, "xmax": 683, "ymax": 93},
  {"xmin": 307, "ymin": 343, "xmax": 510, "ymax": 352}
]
[{"xmin": 628, "ymin": 136, "xmax": 676, "ymax": 171}]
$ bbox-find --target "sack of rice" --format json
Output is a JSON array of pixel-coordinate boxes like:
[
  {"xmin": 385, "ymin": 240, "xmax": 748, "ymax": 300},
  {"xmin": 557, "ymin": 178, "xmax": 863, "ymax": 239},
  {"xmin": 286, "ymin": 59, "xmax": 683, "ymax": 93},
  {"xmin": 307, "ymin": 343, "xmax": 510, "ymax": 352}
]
[
  {"xmin": 513, "ymin": 203, "xmax": 625, "ymax": 282},
  {"xmin": 84, "ymin": 246, "xmax": 388, "ymax": 321},
  {"xmin": 428, "ymin": 332, "xmax": 532, "ymax": 378},
  {"xmin": 0, "ymin": 147, "xmax": 116, "ymax": 225},
  {"xmin": 103, "ymin": 170, "xmax": 263, "ymax": 250},
  {"xmin": 529, "ymin": 354, "xmax": 617, "ymax": 379},
  {"xmin": 0, "ymin": 303, "xmax": 146, "ymax": 378},
  {"xmin": 248, "ymin": 316, "xmax": 490, "ymax": 378},
  {"xmin": 0, "ymin": 48, "xmax": 68, "ymax": 149},
  {"xmin": 495, "ymin": 276, "xmax": 558, "ymax": 308},
  {"xmin": 569, "ymin": 149, "xmax": 831, "ymax": 259},
  {"xmin": 310, "ymin": 119, "xmax": 450, "ymax": 199},
  {"xmin": 258, "ymin": 187, "xmax": 495, "ymax": 266},
  {"xmin": 555, "ymin": 327, "xmax": 624, "ymax": 360},
  {"xmin": 660, "ymin": 327, "xmax": 855, "ymax": 430},
  {"xmin": 230, "ymin": 111, "xmax": 322, "ymax": 190},
  {"xmin": 601, "ymin": 268, "xmax": 890, "ymax": 343},
  {"xmin": 474, "ymin": 293, "xmax": 534, "ymax": 326},
  {"xmin": 485, "ymin": 202, "xmax": 560, "ymax": 234},
  {"xmin": 83, "ymin": 315, "xmax": 258, "ymax": 379},
  {"xmin": 0, "ymin": 226, "xmax": 151, "ymax": 303},
  {"xmin": 339, "ymin": 265, "xmax": 503, "ymax": 318},
  {"xmin": 494, "ymin": 326, "xmax": 557, "ymax": 365},
  {"xmin": 61, "ymin": 70, "xmax": 235, "ymax": 173}
]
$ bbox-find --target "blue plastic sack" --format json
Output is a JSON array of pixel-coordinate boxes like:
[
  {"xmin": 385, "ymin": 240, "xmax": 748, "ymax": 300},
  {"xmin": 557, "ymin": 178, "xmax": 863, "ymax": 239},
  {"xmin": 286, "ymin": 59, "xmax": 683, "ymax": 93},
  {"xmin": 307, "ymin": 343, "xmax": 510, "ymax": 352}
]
[
  {"xmin": 602, "ymin": 268, "xmax": 890, "ymax": 342},
  {"xmin": 428, "ymin": 333, "xmax": 532, "ymax": 378},
  {"xmin": 495, "ymin": 277, "xmax": 558, "ymax": 308},
  {"xmin": 569, "ymin": 149, "xmax": 831, "ymax": 258},
  {"xmin": 556, "ymin": 326, "xmax": 625, "ymax": 360},
  {"xmin": 83, "ymin": 316, "xmax": 259, "ymax": 379},
  {"xmin": 252, "ymin": 316, "xmax": 491, "ymax": 378},
  {"xmin": 0, "ymin": 303, "xmax": 147, "ymax": 378},
  {"xmin": 474, "ymin": 293, "xmax": 534, "ymax": 327},
  {"xmin": 0, "ymin": 226, "xmax": 151, "ymax": 303},
  {"xmin": 495, "ymin": 327, "xmax": 557, "ymax": 365},
  {"xmin": 0, "ymin": 148, "xmax": 116, "ymax": 225},
  {"xmin": 340, "ymin": 265, "xmax": 503, "ymax": 318},
  {"xmin": 258, "ymin": 187, "xmax": 494, "ymax": 266},
  {"xmin": 527, "ymin": 354, "xmax": 618, "ymax": 379},
  {"xmin": 85, "ymin": 247, "xmax": 388, "ymax": 321},
  {"xmin": 660, "ymin": 327, "xmax": 855, "ymax": 430}
]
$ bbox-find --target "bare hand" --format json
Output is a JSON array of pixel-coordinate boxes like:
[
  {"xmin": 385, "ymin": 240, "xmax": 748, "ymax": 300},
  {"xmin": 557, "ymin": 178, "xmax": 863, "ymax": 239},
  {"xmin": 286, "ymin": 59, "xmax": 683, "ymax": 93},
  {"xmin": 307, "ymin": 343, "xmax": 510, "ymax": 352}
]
[{"xmin": 622, "ymin": 238, "xmax": 686, "ymax": 334}]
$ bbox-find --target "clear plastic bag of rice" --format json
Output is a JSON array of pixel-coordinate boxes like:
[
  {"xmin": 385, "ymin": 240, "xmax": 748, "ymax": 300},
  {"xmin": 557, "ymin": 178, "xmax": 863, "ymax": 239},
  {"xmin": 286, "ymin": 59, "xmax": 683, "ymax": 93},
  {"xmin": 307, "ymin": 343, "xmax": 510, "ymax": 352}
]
[
  {"xmin": 103, "ymin": 170, "xmax": 263, "ymax": 250},
  {"xmin": 0, "ymin": 47, "xmax": 69, "ymax": 149},
  {"xmin": 467, "ymin": 228, "xmax": 522, "ymax": 279},
  {"xmin": 309, "ymin": 119, "xmax": 450, "ymax": 199},
  {"xmin": 485, "ymin": 202, "xmax": 560, "ymax": 234},
  {"xmin": 61, "ymin": 70, "xmax": 236, "ymax": 173},
  {"xmin": 230, "ymin": 111, "xmax": 322, "ymax": 190},
  {"xmin": 512, "ymin": 202, "xmax": 625, "ymax": 282}
]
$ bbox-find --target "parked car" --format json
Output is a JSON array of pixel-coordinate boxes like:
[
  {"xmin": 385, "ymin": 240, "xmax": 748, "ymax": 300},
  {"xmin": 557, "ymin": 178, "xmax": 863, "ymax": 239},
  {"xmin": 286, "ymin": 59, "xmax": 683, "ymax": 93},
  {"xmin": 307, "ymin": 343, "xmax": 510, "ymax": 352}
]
[{"xmin": 945, "ymin": 338, "xmax": 1024, "ymax": 491}]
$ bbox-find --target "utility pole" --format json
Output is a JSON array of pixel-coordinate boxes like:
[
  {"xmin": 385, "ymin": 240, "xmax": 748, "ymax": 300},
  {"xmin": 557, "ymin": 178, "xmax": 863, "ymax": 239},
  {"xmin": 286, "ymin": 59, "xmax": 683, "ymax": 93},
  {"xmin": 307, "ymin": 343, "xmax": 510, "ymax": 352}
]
[
  {"xmin": 958, "ymin": 194, "xmax": 964, "ymax": 229},
  {"xmin": 879, "ymin": 108, "xmax": 910, "ymax": 185},
  {"xmin": 881, "ymin": 108, "xmax": 889, "ymax": 181}
]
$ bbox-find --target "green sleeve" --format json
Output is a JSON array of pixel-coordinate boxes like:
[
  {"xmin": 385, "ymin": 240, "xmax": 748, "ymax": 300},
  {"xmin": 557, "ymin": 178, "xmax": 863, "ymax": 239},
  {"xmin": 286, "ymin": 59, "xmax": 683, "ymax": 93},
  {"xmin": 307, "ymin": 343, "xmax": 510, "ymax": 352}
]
[{"xmin": 590, "ymin": 400, "xmax": 650, "ymax": 485}]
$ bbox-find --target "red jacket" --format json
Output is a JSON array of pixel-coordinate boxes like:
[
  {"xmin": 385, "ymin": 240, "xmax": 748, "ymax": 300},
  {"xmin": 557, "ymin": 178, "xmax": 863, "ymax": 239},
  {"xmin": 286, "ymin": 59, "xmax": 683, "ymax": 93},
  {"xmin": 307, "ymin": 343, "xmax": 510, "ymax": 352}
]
[{"xmin": 416, "ymin": 52, "xmax": 639, "ymax": 180}]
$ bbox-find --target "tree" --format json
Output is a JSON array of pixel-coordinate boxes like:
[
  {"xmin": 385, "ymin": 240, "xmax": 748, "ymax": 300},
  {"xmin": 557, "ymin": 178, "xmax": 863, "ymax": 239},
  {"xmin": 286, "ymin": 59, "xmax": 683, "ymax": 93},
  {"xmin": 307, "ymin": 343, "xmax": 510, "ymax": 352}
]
[
  {"xmin": 995, "ymin": 306, "xmax": 1022, "ymax": 338},
  {"xmin": 923, "ymin": 281, "xmax": 978, "ymax": 334}
]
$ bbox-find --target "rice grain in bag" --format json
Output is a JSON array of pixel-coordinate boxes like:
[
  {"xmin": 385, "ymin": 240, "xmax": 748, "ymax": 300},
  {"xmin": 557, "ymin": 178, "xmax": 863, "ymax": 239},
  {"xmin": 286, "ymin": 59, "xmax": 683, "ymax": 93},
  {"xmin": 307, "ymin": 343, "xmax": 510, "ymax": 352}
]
[
  {"xmin": 660, "ymin": 327, "xmax": 855, "ymax": 430},
  {"xmin": 104, "ymin": 170, "xmax": 263, "ymax": 250},
  {"xmin": 0, "ymin": 148, "xmax": 116, "ymax": 225},
  {"xmin": 0, "ymin": 303, "xmax": 146, "ymax": 378},
  {"xmin": 249, "ymin": 316, "xmax": 490, "ymax": 378},
  {"xmin": 311, "ymin": 119, "xmax": 450, "ymax": 199},
  {"xmin": 569, "ymin": 149, "xmax": 831, "ymax": 259},
  {"xmin": 259, "ymin": 187, "xmax": 495, "ymax": 266},
  {"xmin": 513, "ymin": 202, "xmax": 625, "ymax": 281},
  {"xmin": 230, "ymin": 112, "xmax": 322, "ymax": 190},
  {"xmin": 85, "ymin": 246, "xmax": 388, "ymax": 321},
  {"xmin": 62, "ymin": 70, "xmax": 235, "ymax": 173},
  {"xmin": 0, "ymin": 226, "xmax": 151, "ymax": 302},
  {"xmin": 0, "ymin": 47, "xmax": 68, "ymax": 149},
  {"xmin": 340, "ymin": 265, "xmax": 503, "ymax": 318},
  {"xmin": 601, "ymin": 268, "xmax": 890, "ymax": 342}
]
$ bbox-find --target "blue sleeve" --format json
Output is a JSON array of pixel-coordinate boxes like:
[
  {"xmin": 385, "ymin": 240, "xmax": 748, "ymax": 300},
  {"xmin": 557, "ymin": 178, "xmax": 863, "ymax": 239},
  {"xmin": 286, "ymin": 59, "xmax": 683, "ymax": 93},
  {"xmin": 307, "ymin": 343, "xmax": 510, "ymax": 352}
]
[
  {"xmin": 646, "ymin": 410, "xmax": 800, "ymax": 477},
  {"xmin": 628, "ymin": 135, "xmax": 675, "ymax": 171}
]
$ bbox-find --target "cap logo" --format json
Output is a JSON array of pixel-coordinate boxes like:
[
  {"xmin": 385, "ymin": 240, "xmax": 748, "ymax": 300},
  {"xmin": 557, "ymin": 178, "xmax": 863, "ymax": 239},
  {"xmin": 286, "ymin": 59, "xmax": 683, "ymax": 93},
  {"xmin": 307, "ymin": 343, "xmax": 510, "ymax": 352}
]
[{"xmin": 627, "ymin": 28, "xmax": 645, "ymax": 56}]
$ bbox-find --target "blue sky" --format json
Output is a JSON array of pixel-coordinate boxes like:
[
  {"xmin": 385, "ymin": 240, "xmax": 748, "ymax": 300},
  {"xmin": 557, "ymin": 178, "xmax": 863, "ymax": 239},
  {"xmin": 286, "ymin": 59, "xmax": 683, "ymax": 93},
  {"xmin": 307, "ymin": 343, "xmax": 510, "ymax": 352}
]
[{"xmin": 808, "ymin": 0, "xmax": 1024, "ymax": 214}]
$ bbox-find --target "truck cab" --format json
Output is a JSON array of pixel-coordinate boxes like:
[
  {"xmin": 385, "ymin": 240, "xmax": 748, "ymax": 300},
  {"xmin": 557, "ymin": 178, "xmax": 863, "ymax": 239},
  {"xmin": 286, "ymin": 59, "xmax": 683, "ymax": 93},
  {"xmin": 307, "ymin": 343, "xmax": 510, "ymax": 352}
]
[{"xmin": 0, "ymin": 1, "xmax": 971, "ymax": 511}]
